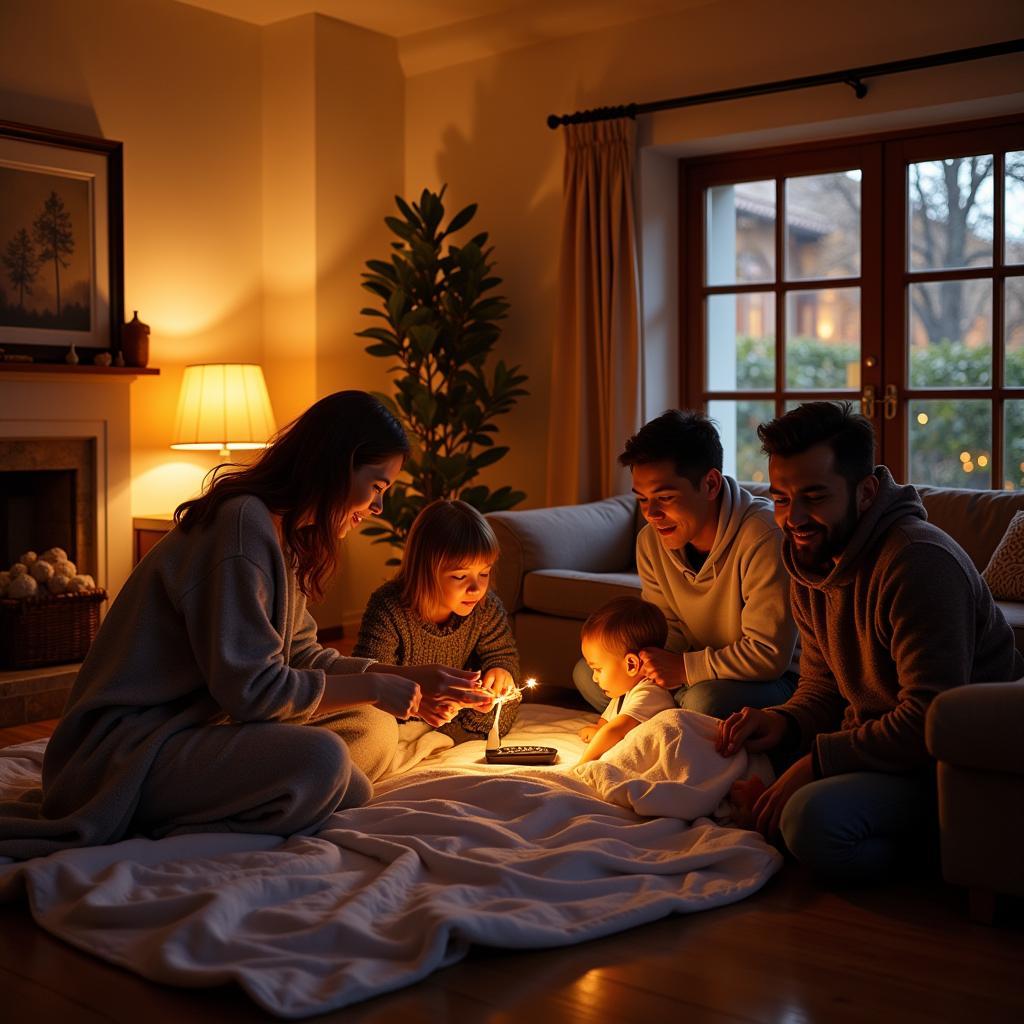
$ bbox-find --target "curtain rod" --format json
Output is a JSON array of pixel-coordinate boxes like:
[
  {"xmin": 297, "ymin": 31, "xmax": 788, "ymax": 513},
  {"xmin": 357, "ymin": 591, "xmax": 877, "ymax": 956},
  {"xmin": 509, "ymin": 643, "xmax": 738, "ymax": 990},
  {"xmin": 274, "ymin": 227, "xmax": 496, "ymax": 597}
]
[{"xmin": 546, "ymin": 39, "xmax": 1024, "ymax": 129}]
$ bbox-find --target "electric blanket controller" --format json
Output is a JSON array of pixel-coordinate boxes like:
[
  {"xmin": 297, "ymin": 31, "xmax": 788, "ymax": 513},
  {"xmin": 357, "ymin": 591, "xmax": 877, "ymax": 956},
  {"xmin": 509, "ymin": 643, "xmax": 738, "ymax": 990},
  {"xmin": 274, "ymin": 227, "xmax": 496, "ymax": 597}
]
[{"xmin": 485, "ymin": 745, "xmax": 558, "ymax": 766}]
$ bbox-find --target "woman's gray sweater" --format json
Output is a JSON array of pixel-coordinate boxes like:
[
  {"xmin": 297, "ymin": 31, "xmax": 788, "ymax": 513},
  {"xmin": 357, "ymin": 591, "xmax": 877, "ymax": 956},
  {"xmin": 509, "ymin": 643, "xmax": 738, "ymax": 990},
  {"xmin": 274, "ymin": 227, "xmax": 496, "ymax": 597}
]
[{"xmin": 0, "ymin": 496, "xmax": 373, "ymax": 859}]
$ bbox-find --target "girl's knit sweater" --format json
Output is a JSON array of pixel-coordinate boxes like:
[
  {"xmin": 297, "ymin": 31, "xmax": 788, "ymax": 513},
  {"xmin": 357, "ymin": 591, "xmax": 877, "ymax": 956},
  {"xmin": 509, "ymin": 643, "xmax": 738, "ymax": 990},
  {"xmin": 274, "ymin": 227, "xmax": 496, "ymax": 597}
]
[{"xmin": 353, "ymin": 582, "xmax": 521, "ymax": 741}]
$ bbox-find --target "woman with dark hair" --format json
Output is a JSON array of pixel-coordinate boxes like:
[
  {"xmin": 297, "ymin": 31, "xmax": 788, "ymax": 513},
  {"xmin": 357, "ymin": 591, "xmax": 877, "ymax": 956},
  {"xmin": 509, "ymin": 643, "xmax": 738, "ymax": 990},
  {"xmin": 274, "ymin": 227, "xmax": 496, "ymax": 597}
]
[{"xmin": 0, "ymin": 391, "xmax": 489, "ymax": 860}]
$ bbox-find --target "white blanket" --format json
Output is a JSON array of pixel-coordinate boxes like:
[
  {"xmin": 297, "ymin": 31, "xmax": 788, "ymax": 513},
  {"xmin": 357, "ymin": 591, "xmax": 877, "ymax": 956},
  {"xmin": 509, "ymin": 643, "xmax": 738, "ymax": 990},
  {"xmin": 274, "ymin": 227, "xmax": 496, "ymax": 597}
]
[{"xmin": 0, "ymin": 706, "xmax": 780, "ymax": 1018}]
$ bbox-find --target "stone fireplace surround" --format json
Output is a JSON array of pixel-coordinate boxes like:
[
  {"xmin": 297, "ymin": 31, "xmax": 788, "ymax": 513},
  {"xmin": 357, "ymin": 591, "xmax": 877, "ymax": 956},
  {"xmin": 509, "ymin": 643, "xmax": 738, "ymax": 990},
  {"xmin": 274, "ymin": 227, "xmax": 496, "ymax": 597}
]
[{"xmin": 0, "ymin": 368, "xmax": 136, "ymax": 725}]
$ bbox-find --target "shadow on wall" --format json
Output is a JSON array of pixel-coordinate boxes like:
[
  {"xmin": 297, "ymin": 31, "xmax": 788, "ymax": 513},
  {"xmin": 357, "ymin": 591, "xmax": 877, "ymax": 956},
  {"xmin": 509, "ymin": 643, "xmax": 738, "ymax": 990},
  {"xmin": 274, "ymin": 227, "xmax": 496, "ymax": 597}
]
[
  {"xmin": 0, "ymin": 91, "xmax": 102, "ymax": 140},
  {"xmin": 426, "ymin": 64, "xmax": 562, "ymax": 510},
  {"xmin": 424, "ymin": 52, "xmax": 657, "ymax": 509}
]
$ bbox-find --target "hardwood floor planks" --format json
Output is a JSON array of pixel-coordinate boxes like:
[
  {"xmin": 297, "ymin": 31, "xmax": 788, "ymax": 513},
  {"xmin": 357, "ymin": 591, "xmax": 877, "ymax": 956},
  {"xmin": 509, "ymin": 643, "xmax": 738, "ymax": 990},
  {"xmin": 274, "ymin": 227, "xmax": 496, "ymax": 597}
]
[{"xmin": 1, "ymin": 717, "xmax": 1022, "ymax": 1023}]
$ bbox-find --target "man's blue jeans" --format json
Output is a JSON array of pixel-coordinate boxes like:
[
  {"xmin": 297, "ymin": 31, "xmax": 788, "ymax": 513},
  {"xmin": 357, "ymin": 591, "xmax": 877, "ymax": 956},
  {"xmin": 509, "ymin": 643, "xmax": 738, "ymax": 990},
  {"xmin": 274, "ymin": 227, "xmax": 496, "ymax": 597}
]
[
  {"xmin": 780, "ymin": 770, "xmax": 938, "ymax": 881},
  {"xmin": 572, "ymin": 658, "xmax": 796, "ymax": 719}
]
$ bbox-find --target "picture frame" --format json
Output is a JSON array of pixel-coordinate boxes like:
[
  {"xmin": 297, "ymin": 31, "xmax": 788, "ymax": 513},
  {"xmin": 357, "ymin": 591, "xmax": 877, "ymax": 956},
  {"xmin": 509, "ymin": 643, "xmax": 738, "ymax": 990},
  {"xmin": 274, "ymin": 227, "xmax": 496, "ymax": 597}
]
[{"xmin": 0, "ymin": 120, "xmax": 124, "ymax": 361}]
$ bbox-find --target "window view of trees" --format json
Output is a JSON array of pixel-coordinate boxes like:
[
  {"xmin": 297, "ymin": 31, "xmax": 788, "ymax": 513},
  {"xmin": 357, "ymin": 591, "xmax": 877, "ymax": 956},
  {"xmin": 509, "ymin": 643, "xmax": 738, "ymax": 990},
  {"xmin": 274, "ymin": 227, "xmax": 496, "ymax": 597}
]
[{"xmin": 701, "ymin": 140, "xmax": 1024, "ymax": 491}]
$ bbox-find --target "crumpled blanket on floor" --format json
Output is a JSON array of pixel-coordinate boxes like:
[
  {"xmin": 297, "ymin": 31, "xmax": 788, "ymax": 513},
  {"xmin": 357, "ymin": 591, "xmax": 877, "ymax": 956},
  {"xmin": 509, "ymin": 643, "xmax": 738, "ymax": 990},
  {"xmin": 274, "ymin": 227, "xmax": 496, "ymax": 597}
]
[{"xmin": 0, "ymin": 705, "xmax": 781, "ymax": 1019}]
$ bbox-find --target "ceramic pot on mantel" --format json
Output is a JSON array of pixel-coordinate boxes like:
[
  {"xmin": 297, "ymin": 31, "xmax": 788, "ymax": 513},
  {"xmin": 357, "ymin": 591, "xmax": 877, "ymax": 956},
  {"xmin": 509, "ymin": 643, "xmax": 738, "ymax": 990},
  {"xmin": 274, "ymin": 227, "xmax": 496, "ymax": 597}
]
[{"xmin": 121, "ymin": 311, "xmax": 150, "ymax": 368}]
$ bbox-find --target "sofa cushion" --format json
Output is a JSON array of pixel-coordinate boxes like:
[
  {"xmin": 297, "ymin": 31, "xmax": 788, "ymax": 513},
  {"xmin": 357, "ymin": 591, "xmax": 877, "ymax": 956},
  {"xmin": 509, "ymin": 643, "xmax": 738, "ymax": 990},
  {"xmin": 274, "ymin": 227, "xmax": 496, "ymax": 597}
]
[
  {"xmin": 522, "ymin": 569, "xmax": 641, "ymax": 620},
  {"xmin": 997, "ymin": 600, "xmax": 1024, "ymax": 655},
  {"xmin": 488, "ymin": 495, "xmax": 636, "ymax": 613},
  {"xmin": 915, "ymin": 485, "xmax": 1024, "ymax": 572}
]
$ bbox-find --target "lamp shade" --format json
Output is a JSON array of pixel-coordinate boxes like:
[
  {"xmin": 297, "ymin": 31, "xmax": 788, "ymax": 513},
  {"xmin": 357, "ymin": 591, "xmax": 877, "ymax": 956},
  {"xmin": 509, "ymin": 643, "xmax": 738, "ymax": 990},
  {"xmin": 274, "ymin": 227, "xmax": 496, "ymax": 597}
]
[{"xmin": 171, "ymin": 363, "xmax": 276, "ymax": 456}]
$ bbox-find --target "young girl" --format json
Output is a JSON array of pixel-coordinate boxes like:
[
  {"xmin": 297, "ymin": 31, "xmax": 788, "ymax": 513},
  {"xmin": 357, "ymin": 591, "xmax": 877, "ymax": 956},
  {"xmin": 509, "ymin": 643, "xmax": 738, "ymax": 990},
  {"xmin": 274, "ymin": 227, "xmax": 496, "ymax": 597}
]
[
  {"xmin": 355, "ymin": 499, "xmax": 522, "ymax": 744},
  {"xmin": 0, "ymin": 391, "xmax": 489, "ymax": 861}
]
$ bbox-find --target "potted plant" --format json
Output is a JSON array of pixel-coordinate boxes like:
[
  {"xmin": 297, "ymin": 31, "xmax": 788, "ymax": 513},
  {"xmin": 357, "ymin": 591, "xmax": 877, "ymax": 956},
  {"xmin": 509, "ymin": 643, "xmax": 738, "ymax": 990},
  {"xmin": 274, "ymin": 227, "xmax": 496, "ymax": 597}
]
[{"xmin": 358, "ymin": 187, "xmax": 529, "ymax": 561}]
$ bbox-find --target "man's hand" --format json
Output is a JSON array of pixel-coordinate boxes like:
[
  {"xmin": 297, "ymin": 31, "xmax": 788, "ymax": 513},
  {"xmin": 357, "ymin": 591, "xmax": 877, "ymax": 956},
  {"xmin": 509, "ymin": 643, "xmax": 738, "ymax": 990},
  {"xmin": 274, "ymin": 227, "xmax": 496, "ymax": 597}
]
[
  {"xmin": 638, "ymin": 648, "xmax": 686, "ymax": 690},
  {"xmin": 717, "ymin": 707, "xmax": 788, "ymax": 756},
  {"xmin": 752, "ymin": 754, "xmax": 815, "ymax": 838},
  {"xmin": 366, "ymin": 673, "xmax": 422, "ymax": 720},
  {"xmin": 481, "ymin": 667, "xmax": 517, "ymax": 699}
]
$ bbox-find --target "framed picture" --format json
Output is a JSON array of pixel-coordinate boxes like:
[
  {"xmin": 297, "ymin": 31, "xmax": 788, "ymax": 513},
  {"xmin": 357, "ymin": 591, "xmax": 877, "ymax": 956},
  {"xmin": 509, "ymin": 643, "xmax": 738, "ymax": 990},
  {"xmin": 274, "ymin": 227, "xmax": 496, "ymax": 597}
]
[{"xmin": 0, "ymin": 120, "xmax": 124, "ymax": 359}]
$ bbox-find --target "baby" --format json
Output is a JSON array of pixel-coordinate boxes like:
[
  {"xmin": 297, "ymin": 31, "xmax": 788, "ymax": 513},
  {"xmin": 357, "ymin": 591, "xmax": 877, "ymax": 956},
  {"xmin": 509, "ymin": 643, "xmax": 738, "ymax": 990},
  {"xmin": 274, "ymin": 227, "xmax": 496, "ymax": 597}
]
[{"xmin": 577, "ymin": 596, "xmax": 678, "ymax": 764}]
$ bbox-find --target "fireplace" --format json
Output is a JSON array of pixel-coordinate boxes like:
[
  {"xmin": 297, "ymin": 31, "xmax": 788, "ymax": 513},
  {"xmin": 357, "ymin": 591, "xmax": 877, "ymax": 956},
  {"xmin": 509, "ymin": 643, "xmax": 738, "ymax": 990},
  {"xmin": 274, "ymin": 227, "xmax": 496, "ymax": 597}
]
[
  {"xmin": 1, "ymin": 370, "xmax": 137, "ymax": 724},
  {"xmin": 0, "ymin": 439, "xmax": 96, "ymax": 573}
]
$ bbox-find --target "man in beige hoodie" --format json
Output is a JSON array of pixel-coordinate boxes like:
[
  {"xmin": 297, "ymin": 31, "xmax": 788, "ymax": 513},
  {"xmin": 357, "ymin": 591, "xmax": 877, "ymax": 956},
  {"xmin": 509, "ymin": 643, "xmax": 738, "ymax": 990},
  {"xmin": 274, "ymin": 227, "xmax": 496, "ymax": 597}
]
[
  {"xmin": 719, "ymin": 401, "xmax": 1023, "ymax": 880},
  {"xmin": 573, "ymin": 410, "xmax": 798, "ymax": 718}
]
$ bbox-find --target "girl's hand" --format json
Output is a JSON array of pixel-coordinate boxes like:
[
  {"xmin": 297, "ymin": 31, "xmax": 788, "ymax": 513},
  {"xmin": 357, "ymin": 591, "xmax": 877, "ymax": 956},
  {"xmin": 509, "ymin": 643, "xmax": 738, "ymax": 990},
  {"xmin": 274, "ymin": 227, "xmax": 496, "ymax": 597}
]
[
  {"xmin": 481, "ymin": 668, "xmax": 516, "ymax": 698},
  {"xmin": 578, "ymin": 724, "xmax": 598, "ymax": 743},
  {"xmin": 367, "ymin": 673, "xmax": 421, "ymax": 720}
]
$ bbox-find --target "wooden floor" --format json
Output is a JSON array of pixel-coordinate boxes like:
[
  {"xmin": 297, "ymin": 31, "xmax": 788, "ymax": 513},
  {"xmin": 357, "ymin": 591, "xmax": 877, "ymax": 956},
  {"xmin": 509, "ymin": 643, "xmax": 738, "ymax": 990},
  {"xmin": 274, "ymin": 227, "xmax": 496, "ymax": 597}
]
[{"xmin": 2, "ymin": 718, "xmax": 1022, "ymax": 1023}]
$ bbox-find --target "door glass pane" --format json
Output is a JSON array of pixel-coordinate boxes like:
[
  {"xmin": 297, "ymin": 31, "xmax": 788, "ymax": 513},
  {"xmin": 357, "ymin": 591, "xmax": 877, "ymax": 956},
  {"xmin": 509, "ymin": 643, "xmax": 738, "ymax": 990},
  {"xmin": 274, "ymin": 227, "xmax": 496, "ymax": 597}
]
[
  {"xmin": 706, "ymin": 181, "xmax": 775, "ymax": 285},
  {"xmin": 908, "ymin": 399, "xmax": 991, "ymax": 489},
  {"xmin": 1005, "ymin": 400, "xmax": 1024, "ymax": 491},
  {"xmin": 1007, "ymin": 151, "xmax": 1024, "ymax": 265},
  {"xmin": 708, "ymin": 399, "xmax": 774, "ymax": 483},
  {"xmin": 707, "ymin": 292, "xmax": 774, "ymax": 390},
  {"xmin": 785, "ymin": 288, "xmax": 860, "ymax": 389},
  {"xmin": 909, "ymin": 156, "xmax": 994, "ymax": 271},
  {"xmin": 1006, "ymin": 276, "xmax": 1024, "ymax": 387},
  {"xmin": 785, "ymin": 170, "xmax": 861, "ymax": 280},
  {"xmin": 908, "ymin": 280, "xmax": 992, "ymax": 387}
]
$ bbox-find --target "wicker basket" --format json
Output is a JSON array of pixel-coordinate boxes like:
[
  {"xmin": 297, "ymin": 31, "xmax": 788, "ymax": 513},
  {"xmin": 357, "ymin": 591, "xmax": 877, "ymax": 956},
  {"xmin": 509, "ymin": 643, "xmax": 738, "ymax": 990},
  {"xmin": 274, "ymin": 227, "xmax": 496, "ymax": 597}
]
[{"xmin": 0, "ymin": 589, "xmax": 107, "ymax": 670}]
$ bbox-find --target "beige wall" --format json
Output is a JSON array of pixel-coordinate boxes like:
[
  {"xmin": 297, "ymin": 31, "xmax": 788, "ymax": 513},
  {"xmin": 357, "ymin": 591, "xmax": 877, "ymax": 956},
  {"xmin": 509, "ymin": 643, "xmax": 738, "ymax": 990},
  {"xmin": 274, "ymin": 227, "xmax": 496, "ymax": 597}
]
[
  {"xmin": 404, "ymin": 0, "xmax": 1024, "ymax": 510},
  {"xmin": 1, "ymin": 0, "xmax": 265, "ymax": 516},
  {"xmin": 309, "ymin": 14, "xmax": 405, "ymax": 629}
]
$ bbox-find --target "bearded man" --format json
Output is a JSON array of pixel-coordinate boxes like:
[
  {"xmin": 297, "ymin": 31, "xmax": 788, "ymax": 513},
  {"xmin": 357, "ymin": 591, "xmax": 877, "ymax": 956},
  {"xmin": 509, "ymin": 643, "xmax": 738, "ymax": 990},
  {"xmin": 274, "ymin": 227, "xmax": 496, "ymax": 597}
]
[{"xmin": 719, "ymin": 401, "xmax": 1023, "ymax": 880}]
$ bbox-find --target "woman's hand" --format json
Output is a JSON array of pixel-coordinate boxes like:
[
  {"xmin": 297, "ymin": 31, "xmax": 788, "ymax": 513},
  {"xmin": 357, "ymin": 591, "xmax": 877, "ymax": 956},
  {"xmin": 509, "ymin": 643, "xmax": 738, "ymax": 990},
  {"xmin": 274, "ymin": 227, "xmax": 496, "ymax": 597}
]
[
  {"xmin": 373, "ymin": 663, "xmax": 493, "ymax": 726},
  {"xmin": 481, "ymin": 668, "xmax": 516, "ymax": 699},
  {"xmin": 365, "ymin": 673, "xmax": 422, "ymax": 720},
  {"xmin": 374, "ymin": 664, "xmax": 491, "ymax": 705}
]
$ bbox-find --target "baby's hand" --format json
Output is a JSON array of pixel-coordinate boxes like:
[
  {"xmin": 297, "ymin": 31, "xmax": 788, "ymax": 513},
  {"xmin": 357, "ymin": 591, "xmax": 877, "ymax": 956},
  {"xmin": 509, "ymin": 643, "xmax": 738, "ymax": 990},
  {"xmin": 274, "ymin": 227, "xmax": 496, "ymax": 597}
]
[
  {"xmin": 578, "ymin": 724, "xmax": 598, "ymax": 743},
  {"xmin": 481, "ymin": 667, "xmax": 516, "ymax": 698}
]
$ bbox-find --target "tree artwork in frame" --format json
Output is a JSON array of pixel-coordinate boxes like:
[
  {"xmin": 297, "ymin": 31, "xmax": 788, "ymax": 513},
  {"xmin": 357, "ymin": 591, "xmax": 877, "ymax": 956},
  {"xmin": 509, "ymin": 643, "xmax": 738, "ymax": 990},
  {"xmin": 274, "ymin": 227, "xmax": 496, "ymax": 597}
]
[{"xmin": 0, "ymin": 120, "xmax": 124, "ymax": 361}]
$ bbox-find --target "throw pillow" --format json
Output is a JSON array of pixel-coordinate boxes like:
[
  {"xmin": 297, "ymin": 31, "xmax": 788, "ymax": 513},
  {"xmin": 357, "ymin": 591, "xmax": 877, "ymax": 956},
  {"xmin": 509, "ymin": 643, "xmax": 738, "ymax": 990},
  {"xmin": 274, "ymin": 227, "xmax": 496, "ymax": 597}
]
[{"xmin": 982, "ymin": 510, "xmax": 1024, "ymax": 601}]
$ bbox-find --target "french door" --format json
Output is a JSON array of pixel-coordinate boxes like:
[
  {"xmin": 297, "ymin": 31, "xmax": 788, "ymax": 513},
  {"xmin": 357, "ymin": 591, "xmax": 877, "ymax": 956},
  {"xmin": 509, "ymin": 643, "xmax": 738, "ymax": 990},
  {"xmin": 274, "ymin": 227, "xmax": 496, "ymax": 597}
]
[{"xmin": 682, "ymin": 116, "xmax": 1024, "ymax": 490}]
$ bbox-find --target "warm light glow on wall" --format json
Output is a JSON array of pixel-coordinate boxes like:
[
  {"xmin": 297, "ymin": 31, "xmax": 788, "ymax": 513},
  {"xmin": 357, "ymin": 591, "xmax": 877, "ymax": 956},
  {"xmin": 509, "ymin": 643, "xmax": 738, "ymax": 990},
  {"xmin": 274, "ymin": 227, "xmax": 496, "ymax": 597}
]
[{"xmin": 171, "ymin": 363, "xmax": 276, "ymax": 458}]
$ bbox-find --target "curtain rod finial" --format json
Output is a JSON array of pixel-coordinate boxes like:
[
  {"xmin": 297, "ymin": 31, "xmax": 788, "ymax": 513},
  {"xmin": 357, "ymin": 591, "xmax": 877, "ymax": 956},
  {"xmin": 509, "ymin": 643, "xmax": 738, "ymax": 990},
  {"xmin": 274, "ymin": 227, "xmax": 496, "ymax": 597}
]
[{"xmin": 547, "ymin": 113, "xmax": 562, "ymax": 130}]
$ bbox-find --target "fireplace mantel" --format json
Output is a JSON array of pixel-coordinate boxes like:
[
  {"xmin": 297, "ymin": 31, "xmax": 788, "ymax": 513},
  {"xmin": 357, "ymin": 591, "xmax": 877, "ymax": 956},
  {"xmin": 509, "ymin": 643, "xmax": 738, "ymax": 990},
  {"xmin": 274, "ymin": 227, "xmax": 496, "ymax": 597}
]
[{"xmin": 0, "ymin": 363, "xmax": 159, "ymax": 380}]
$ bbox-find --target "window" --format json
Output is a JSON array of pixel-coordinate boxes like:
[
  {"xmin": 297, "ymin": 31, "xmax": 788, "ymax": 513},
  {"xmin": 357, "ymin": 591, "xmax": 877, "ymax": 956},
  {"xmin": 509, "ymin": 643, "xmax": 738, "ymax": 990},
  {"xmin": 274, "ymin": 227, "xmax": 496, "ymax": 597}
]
[{"xmin": 682, "ymin": 117, "xmax": 1024, "ymax": 489}]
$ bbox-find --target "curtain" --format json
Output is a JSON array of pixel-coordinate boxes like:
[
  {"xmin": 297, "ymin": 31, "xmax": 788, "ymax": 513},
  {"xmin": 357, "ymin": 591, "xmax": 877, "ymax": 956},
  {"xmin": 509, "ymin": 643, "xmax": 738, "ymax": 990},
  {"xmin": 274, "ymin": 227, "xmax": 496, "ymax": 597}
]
[{"xmin": 546, "ymin": 117, "xmax": 643, "ymax": 506}]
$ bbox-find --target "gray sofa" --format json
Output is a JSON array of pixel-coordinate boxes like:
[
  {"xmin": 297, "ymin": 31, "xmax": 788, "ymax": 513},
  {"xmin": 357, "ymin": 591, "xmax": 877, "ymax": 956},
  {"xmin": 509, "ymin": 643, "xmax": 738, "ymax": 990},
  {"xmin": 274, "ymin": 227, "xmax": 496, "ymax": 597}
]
[{"xmin": 487, "ymin": 484, "xmax": 1024, "ymax": 688}]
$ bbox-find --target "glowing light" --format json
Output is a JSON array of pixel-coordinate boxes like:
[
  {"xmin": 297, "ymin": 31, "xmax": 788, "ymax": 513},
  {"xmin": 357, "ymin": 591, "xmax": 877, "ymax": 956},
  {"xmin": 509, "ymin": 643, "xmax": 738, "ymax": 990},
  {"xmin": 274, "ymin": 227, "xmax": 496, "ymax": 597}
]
[
  {"xmin": 977, "ymin": 454, "xmax": 989, "ymax": 468},
  {"xmin": 917, "ymin": 412, "xmax": 929, "ymax": 425},
  {"xmin": 963, "ymin": 461, "xmax": 975, "ymax": 473},
  {"xmin": 960, "ymin": 451, "xmax": 971, "ymax": 463},
  {"xmin": 524, "ymin": 677, "xmax": 538, "ymax": 689},
  {"xmin": 752, "ymin": 470, "xmax": 765, "ymax": 482}
]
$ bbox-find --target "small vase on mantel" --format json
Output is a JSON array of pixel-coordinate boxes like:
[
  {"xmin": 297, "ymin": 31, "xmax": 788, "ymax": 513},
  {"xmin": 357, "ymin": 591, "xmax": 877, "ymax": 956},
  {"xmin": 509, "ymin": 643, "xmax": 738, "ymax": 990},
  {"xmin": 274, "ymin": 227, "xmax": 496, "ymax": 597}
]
[{"xmin": 121, "ymin": 311, "xmax": 150, "ymax": 368}]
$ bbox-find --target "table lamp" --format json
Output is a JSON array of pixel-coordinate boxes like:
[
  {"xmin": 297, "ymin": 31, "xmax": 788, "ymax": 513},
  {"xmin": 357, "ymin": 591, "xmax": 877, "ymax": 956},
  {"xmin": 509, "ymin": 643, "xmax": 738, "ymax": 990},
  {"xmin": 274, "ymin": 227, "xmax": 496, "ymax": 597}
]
[{"xmin": 170, "ymin": 363, "xmax": 276, "ymax": 459}]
